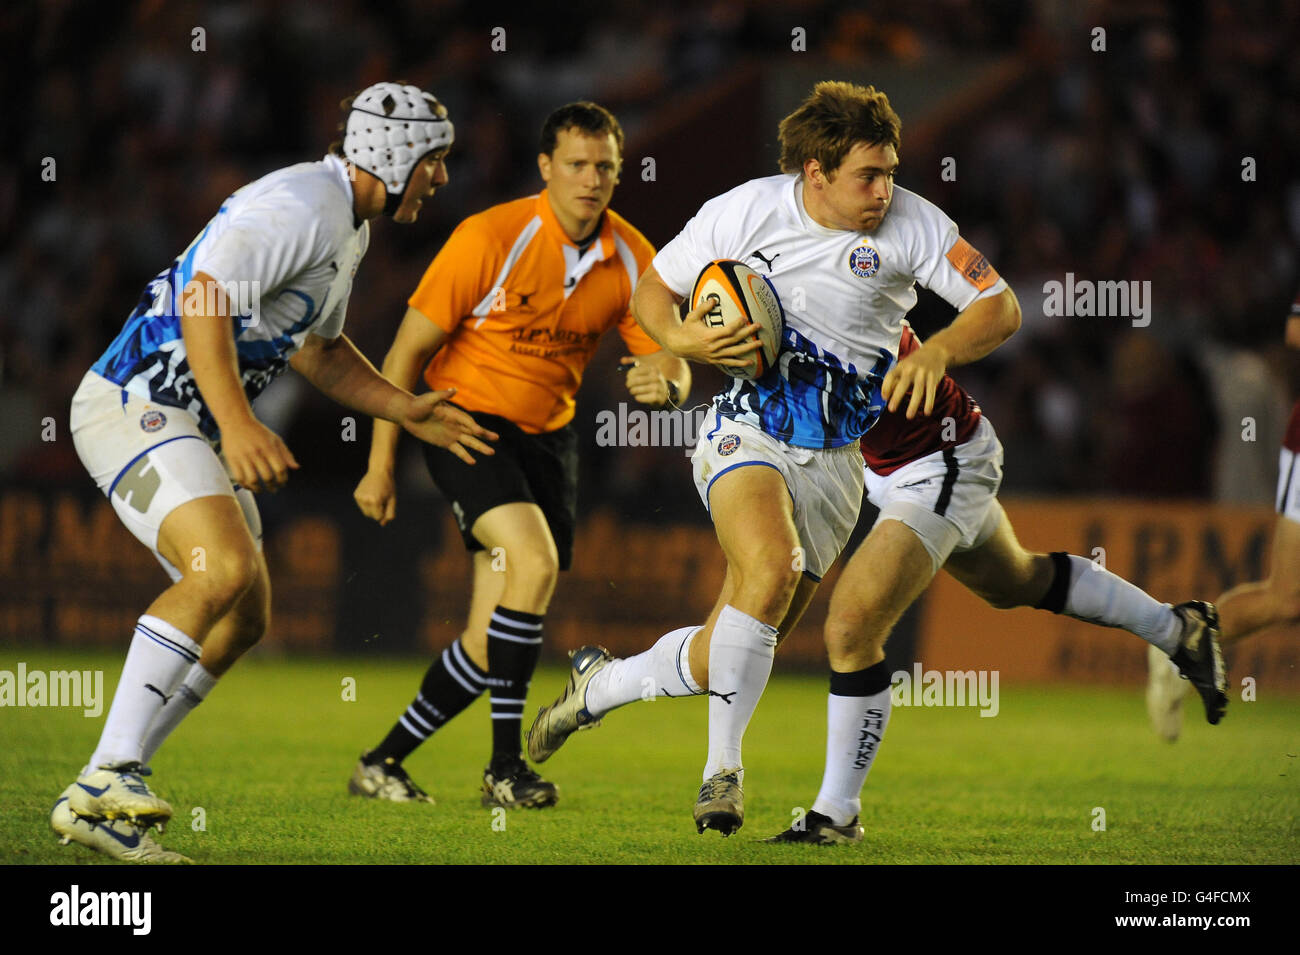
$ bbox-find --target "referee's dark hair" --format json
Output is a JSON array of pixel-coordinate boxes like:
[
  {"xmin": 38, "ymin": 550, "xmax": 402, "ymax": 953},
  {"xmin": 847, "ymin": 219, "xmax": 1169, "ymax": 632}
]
[{"xmin": 539, "ymin": 101, "xmax": 625, "ymax": 158}]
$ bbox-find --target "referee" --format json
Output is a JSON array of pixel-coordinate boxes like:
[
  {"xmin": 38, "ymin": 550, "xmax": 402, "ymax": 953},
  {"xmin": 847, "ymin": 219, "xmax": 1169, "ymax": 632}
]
[{"xmin": 349, "ymin": 102, "xmax": 688, "ymax": 808}]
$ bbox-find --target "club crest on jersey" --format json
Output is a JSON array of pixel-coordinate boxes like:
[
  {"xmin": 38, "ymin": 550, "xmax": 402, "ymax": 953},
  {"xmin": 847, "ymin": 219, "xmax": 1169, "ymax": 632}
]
[
  {"xmin": 717, "ymin": 434, "xmax": 741, "ymax": 456},
  {"xmin": 139, "ymin": 410, "xmax": 167, "ymax": 433},
  {"xmin": 849, "ymin": 245, "xmax": 881, "ymax": 278}
]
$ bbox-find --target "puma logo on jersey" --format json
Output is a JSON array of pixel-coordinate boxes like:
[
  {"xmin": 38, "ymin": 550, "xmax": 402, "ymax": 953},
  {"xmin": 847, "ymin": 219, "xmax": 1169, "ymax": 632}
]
[{"xmin": 749, "ymin": 248, "xmax": 780, "ymax": 272}]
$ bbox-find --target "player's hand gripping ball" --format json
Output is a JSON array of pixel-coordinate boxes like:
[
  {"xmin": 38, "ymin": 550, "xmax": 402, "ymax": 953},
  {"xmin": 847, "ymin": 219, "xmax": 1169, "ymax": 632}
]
[{"xmin": 689, "ymin": 259, "xmax": 784, "ymax": 379}]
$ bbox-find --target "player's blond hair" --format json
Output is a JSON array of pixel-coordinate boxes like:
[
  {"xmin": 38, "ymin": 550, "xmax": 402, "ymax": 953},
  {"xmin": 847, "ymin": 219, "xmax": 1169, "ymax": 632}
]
[{"xmin": 778, "ymin": 81, "xmax": 901, "ymax": 178}]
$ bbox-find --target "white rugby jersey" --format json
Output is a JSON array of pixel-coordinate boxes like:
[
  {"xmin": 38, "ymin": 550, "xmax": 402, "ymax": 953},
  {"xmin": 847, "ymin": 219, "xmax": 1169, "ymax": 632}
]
[
  {"xmin": 92, "ymin": 154, "xmax": 369, "ymax": 442},
  {"xmin": 654, "ymin": 174, "xmax": 1006, "ymax": 448}
]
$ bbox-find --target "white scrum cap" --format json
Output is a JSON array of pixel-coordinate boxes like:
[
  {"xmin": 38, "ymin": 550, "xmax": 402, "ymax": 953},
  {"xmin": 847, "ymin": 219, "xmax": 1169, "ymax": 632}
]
[{"xmin": 343, "ymin": 82, "xmax": 454, "ymax": 207}]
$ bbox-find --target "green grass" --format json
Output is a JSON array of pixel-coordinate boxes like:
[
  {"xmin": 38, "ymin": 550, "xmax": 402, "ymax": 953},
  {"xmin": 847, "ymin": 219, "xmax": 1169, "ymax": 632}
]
[{"xmin": 2, "ymin": 650, "xmax": 1297, "ymax": 865}]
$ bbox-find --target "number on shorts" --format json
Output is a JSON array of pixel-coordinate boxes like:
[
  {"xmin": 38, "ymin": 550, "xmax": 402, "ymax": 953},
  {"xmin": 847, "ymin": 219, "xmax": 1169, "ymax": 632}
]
[{"xmin": 114, "ymin": 456, "xmax": 161, "ymax": 513}]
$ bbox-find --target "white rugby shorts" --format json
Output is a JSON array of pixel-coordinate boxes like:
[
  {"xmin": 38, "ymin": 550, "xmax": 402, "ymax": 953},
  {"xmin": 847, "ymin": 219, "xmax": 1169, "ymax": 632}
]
[
  {"xmin": 691, "ymin": 408, "xmax": 863, "ymax": 579},
  {"xmin": 864, "ymin": 415, "xmax": 1005, "ymax": 572},
  {"xmin": 70, "ymin": 371, "xmax": 262, "ymax": 582}
]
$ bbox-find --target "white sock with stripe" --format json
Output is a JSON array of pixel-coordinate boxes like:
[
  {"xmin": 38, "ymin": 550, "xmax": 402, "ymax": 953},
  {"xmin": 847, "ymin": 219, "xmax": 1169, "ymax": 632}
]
[
  {"xmin": 703, "ymin": 605, "xmax": 778, "ymax": 779},
  {"xmin": 811, "ymin": 662, "xmax": 893, "ymax": 827},
  {"xmin": 584, "ymin": 626, "xmax": 703, "ymax": 716},
  {"xmin": 140, "ymin": 663, "xmax": 218, "ymax": 764},
  {"xmin": 1038, "ymin": 553, "xmax": 1181, "ymax": 654},
  {"xmin": 88, "ymin": 615, "xmax": 201, "ymax": 769}
]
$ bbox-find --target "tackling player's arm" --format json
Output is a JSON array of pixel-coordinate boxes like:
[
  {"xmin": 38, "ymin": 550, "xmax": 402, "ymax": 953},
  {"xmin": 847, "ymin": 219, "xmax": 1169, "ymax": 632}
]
[
  {"xmin": 632, "ymin": 265, "xmax": 761, "ymax": 370},
  {"xmin": 882, "ymin": 286, "xmax": 1022, "ymax": 419},
  {"xmin": 181, "ymin": 271, "xmax": 299, "ymax": 493},
  {"xmin": 348, "ymin": 305, "xmax": 453, "ymax": 525},
  {"xmin": 290, "ymin": 323, "xmax": 496, "ymax": 471}
]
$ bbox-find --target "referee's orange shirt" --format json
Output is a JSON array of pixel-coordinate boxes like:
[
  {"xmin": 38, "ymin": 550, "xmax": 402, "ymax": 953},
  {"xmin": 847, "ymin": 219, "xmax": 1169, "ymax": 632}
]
[{"xmin": 409, "ymin": 190, "xmax": 661, "ymax": 434}]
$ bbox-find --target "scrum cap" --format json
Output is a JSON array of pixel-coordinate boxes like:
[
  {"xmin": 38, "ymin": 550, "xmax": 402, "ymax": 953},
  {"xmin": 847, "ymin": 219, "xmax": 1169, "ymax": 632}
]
[{"xmin": 343, "ymin": 82, "xmax": 454, "ymax": 215}]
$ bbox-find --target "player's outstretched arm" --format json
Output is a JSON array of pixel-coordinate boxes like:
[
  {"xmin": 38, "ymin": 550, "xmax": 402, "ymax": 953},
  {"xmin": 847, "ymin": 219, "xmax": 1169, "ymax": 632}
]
[
  {"xmin": 290, "ymin": 331, "xmax": 497, "ymax": 467},
  {"xmin": 882, "ymin": 287, "xmax": 1022, "ymax": 419},
  {"xmin": 632, "ymin": 265, "xmax": 761, "ymax": 370},
  {"xmin": 181, "ymin": 271, "xmax": 300, "ymax": 493}
]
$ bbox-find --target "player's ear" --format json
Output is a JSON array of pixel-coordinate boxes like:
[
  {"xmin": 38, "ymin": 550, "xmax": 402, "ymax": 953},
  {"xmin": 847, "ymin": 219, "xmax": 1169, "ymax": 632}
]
[
  {"xmin": 803, "ymin": 157, "xmax": 822, "ymax": 185},
  {"xmin": 538, "ymin": 152, "xmax": 552, "ymax": 183}
]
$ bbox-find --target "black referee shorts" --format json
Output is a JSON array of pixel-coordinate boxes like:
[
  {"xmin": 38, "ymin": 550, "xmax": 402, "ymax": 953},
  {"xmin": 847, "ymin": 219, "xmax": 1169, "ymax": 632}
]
[{"xmin": 422, "ymin": 408, "xmax": 579, "ymax": 570}]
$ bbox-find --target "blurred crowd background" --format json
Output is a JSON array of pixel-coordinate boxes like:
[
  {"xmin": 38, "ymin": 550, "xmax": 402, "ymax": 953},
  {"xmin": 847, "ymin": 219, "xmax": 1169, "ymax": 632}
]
[{"xmin": 3, "ymin": 0, "xmax": 1299, "ymax": 518}]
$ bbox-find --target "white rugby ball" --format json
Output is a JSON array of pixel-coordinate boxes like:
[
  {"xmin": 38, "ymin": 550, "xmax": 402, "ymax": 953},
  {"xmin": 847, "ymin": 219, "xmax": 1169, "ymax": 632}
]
[{"xmin": 689, "ymin": 259, "xmax": 784, "ymax": 379}]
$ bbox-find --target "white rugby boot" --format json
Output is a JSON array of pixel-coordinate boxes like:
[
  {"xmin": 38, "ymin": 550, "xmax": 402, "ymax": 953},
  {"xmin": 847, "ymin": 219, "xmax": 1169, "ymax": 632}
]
[{"xmin": 52, "ymin": 786, "xmax": 190, "ymax": 864}]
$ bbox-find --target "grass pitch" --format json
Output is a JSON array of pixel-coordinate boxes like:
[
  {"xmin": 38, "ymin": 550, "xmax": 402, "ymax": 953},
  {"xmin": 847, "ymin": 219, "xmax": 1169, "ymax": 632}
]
[{"xmin": 2, "ymin": 650, "xmax": 1296, "ymax": 865}]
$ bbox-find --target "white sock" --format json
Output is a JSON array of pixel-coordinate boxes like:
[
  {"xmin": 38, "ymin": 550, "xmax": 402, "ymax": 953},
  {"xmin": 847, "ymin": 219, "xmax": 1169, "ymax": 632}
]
[
  {"xmin": 140, "ymin": 663, "xmax": 219, "ymax": 764},
  {"xmin": 585, "ymin": 626, "xmax": 703, "ymax": 716},
  {"xmin": 1053, "ymin": 554, "xmax": 1181, "ymax": 655},
  {"xmin": 88, "ymin": 615, "xmax": 201, "ymax": 770},
  {"xmin": 703, "ymin": 605, "xmax": 778, "ymax": 779},
  {"xmin": 811, "ymin": 663, "xmax": 893, "ymax": 827}
]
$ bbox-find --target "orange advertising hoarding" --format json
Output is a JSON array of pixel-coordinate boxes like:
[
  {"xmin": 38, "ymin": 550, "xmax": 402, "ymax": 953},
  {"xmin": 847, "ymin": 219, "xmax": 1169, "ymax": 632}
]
[
  {"xmin": 918, "ymin": 499, "xmax": 1300, "ymax": 689},
  {"xmin": 4, "ymin": 488, "xmax": 1295, "ymax": 691}
]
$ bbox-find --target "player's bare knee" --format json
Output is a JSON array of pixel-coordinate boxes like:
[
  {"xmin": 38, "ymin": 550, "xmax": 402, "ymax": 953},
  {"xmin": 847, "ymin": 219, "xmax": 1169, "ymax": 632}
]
[
  {"xmin": 735, "ymin": 558, "xmax": 800, "ymax": 622},
  {"xmin": 189, "ymin": 548, "xmax": 260, "ymax": 608},
  {"xmin": 824, "ymin": 612, "xmax": 888, "ymax": 658},
  {"xmin": 501, "ymin": 546, "xmax": 559, "ymax": 607},
  {"xmin": 824, "ymin": 629, "xmax": 888, "ymax": 671},
  {"xmin": 234, "ymin": 594, "xmax": 271, "ymax": 650}
]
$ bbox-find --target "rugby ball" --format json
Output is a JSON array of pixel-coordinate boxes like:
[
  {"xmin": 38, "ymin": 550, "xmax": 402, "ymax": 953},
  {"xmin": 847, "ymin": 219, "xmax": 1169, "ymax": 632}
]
[{"xmin": 689, "ymin": 259, "xmax": 784, "ymax": 380}]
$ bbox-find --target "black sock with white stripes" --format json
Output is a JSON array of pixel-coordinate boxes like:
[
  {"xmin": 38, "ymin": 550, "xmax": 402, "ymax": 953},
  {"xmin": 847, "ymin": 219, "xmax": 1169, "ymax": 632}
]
[
  {"xmin": 369, "ymin": 638, "xmax": 488, "ymax": 765},
  {"xmin": 487, "ymin": 606, "xmax": 544, "ymax": 762}
]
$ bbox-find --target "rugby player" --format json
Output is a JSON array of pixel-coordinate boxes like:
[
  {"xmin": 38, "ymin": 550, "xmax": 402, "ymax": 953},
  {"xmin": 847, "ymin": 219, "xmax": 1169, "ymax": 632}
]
[
  {"xmin": 348, "ymin": 102, "xmax": 688, "ymax": 809},
  {"xmin": 52, "ymin": 83, "xmax": 493, "ymax": 863},
  {"xmin": 759, "ymin": 321, "xmax": 1227, "ymax": 843},
  {"xmin": 1146, "ymin": 287, "xmax": 1300, "ymax": 740},
  {"xmin": 530, "ymin": 81, "xmax": 1021, "ymax": 836}
]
